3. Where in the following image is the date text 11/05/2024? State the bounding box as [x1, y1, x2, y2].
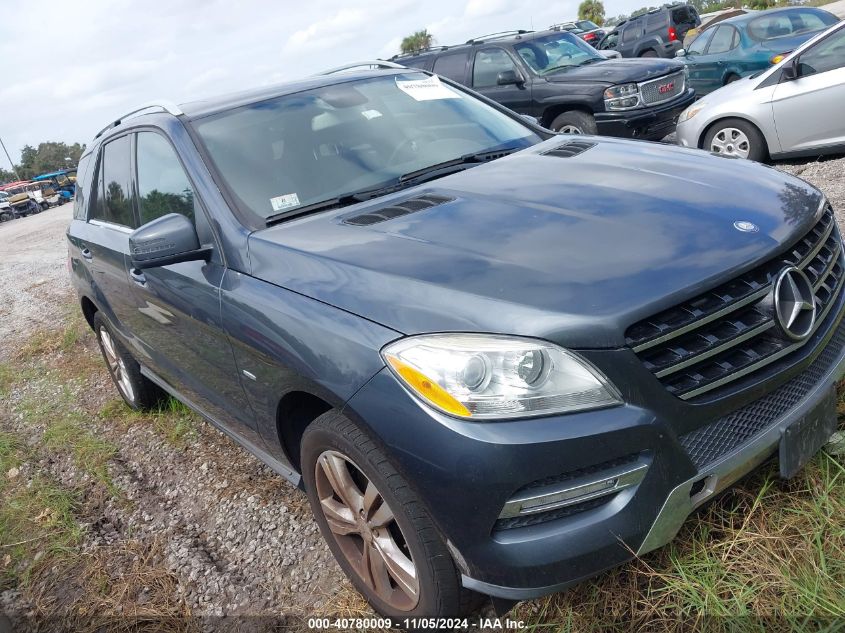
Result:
[307, 617, 527, 630]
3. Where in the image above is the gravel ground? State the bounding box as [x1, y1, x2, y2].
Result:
[0, 151, 844, 630]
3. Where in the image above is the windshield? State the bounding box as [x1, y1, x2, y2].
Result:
[192, 73, 541, 221]
[747, 9, 837, 41]
[576, 20, 600, 30]
[514, 32, 604, 74]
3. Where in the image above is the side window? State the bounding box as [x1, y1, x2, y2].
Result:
[621, 21, 642, 43]
[472, 48, 518, 88]
[72, 153, 92, 220]
[432, 52, 469, 83]
[136, 132, 196, 226]
[798, 28, 845, 76]
[91, 135, 135, 228]
[687, 28, 714, 54]
[707, 26, 737, 54]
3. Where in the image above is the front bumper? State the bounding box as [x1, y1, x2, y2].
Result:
[595, 89, 695, 140]
[344, 313, 845, 599]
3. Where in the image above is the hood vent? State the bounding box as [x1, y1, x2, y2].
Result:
[344, 194, 454, 226]
[542, 140, 597, 158]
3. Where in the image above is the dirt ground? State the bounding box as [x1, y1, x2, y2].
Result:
[1, 151, 845, 632]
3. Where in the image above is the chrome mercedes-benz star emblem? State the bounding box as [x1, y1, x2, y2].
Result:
[773, 267, 816, 341]
[733, 220, 759, 233]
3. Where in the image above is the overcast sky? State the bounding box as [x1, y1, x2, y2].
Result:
[0, 0, 646, 167]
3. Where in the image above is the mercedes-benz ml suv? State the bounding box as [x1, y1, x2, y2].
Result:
[68, 66, 845, 620]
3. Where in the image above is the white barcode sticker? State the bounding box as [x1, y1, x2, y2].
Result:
[395, 75, 461, 101]
[270, 193, 300, 212]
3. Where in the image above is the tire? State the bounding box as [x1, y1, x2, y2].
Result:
[0, 211, 11, 222]
[549, 110, 597, 135]
[640, 49, 658, 57]
[725, 73, 740, 85]
[301, 411, 484, 620]
[93, 312, 166, 410]
[702, 118, 767, 162]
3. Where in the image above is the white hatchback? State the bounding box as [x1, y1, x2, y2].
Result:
[676, 19, 845, 161]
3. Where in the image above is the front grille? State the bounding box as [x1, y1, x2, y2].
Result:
[639, 70, 685, 105]
[626, 205, 844, 400]
[680, 315, 845, 469]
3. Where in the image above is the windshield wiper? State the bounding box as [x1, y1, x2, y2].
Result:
[578, 57, 602, 65]
[398, 147, 520, 184]
[264, 180, 403, 226]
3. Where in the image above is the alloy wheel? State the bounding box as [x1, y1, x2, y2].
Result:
[99, 327, 135, 403]
[558, 125, 583, 134]
[315, 450, 419, 611]
[709, 127, 750, 159]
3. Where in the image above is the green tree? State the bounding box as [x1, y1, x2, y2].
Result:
[400, 29, 434, 55]
[17, 142, 85, 180]
[578, 0, 606, 26]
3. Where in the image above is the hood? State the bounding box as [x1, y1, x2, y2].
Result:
[248, 137, 823, 348]
[544, 58, 683, 85]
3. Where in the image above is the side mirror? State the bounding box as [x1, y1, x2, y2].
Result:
[781, 58, 799, 81]
[497, 69, 524, 86]
[129, 213, 211, 269]
[675, 49, 687, 57]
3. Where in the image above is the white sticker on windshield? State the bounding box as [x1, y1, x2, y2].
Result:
[395, 75, 461, 101]
[270, 193, 300, 212]
[361, 109, 382, 120]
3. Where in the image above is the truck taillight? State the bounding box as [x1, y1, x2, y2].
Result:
[668, 26, 678, 41]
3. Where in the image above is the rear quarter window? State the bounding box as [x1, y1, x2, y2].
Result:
[72, 153, 93, 220]
[432, 52, 469, 83]
[748, 10, 836, 41]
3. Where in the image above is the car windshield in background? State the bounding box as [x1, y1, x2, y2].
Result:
[747, 9, 836, 41]
[515, 32, 604, 73]
[576, 20, 600, 30]
[192, 73, 540, 222]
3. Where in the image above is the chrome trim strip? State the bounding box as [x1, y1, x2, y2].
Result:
[632, 288, 769, 353]
[679, 272, 845, 399]
[498, 462, 648, 519]
[88, 218, 133, 234]
[653, 321, 776, 378]
[633, 210, 835, 354]
[638, 339, 845, 556]
[813, 241, 841, 291]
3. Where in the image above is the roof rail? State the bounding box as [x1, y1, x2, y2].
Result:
[466, 30, 531, 44]
[389, 46, 450, 61]
[315, 60, 406, 76]
[95, 101, 184, 139]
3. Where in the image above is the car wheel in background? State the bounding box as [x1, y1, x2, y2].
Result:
[550, 110, 597, 135]
[0, 211, 11, 222]
[703, 118, 767, 162]
[93, 312, 166, 410]
[725, 73, 740, 84]
[640, 49, 658, 57]
[301, 410, 484, 619]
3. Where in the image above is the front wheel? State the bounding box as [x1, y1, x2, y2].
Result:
[549, 110, 597, 135]
[640, 49, 658, 57]
[703, 118, 767, 162]
[301, 411, 483, 619]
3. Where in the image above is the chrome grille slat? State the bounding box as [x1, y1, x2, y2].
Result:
[626, 203, 845, 400]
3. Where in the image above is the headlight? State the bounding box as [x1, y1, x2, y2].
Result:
[603, 83, 641, 110]
[680, 105, 703, 123]
[382, 334, 622, 419]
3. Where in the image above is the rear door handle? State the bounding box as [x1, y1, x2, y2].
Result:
[80, 246, 93, 261]
[130, 269, 147, 286]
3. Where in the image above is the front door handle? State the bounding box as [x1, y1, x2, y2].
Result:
[130, 269, 147, 286]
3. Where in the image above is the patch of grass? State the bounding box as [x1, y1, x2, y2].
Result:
[0, 363, 14, 398]
[0, 439, 82, 589]
[43, 414, 118, 492]
[153, 398, 199, 448]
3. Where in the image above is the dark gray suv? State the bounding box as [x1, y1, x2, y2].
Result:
[68, 66, 845, 621]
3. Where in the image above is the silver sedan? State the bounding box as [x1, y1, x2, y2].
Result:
[676, 19, 845, 161]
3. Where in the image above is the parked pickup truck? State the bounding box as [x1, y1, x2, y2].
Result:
[395, 29, 694, 138]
